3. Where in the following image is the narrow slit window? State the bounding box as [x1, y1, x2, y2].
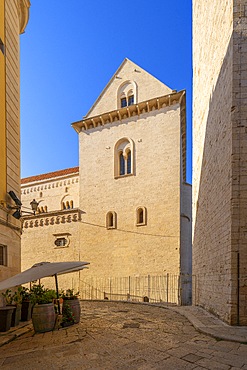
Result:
[121, 97, 127, 108]
[138, 209, 143, 224]
[127, 150, 131, 174]
[106, 211, 117, 229]
[128, 95, 134, 106]
[119, 152, 125, 175]
[136, 207, 147, 226]
[109, 213, 113, 227]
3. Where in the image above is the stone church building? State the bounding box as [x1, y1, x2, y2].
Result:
[21, 59, 192, 303]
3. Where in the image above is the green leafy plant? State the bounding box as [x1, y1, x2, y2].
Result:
[30, 284, 56, 305]
[60, 289, 79, 300]
[2, 289, 13, 305]
[62, 302, 75, 326]
[2, 287, 22, 305]
[12, 286, 23, 305]
[20, 286, 31, 302]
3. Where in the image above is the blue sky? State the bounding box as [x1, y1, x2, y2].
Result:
[20, 1, 192, 183]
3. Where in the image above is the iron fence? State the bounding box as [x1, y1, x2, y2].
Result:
[79, 274, 194, 306]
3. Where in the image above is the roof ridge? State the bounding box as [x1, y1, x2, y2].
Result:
[21, 166, 79, 184]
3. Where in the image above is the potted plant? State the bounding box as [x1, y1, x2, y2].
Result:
[20, 287, 32, 321]
[0, 306, 15, 332]
[2, 287, 22, 326]
[61, 302, 75, 328]
[30, 284, 57, 333]
[61, 289, 80, 324]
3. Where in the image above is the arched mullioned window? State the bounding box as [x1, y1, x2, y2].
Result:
[61, 200, 74, 210]
[106, 211, 117, 229]
[136, 206, 147, 226]
[117, 81, 137, 109]
[114, 138, 134, 178]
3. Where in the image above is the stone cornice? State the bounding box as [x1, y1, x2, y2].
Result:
[21, 175, 79, 195]
[72, 90, 184, 134]
[18, 0, 31, 34]
[22, 208, 82, 229]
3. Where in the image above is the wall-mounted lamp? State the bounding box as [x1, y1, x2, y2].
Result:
[7, 191, 39, 219]
[30, 199, 39, 214]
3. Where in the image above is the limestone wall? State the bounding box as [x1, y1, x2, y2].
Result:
[21, 169, 80, 287]
[21, 212, 82, 291]
[180, 183, 192, 275]
[21, 170, 79, 213]
[0, 1, 30, 297]
[231, 0, 247, 325]
[78, 106, 182, 279]
[193, 0, 247, 324]
[5, 0, 21, 195]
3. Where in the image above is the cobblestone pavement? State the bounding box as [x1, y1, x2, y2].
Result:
[0, 301, 246, 370]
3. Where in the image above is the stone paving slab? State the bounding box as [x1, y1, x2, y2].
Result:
[170, 305, 247, 343]
[0, 321, 32, 347]
[0, 301, 246, 369]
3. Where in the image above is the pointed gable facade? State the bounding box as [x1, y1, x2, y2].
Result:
[85, 58, 173, 118]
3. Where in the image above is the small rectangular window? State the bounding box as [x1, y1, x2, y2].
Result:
[54, 238, 67, 247]
[0, 245, 7, 266]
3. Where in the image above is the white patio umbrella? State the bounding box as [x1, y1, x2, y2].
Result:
[0, 261, 90, 314]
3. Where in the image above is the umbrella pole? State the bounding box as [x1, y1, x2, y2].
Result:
[54, 274, 61, 315]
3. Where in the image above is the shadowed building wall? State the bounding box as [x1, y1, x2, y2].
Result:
[193, 0, 247, 325]
[0, 0, 30, 300]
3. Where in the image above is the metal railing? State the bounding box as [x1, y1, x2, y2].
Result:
[79, 274, 193, 306]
